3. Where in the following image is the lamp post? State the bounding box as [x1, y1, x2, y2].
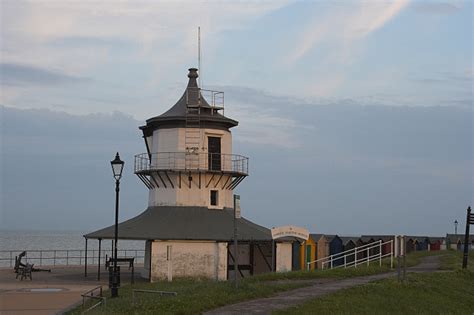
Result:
[110, 152, 124, 298]
[454, 220, 458, 235]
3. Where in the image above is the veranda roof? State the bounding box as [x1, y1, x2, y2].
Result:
[85, 206, 272, 242]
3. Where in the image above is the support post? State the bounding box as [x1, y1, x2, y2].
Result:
[84, 238, 88, 277]
[98, 238, 102, 281]
[271, 240, 275, 272]
[379, 240, 382, 266]
[462, 206, 471, 269]
[390, 240, 393, 269]
[402, 236, 407, 282]
[397, 236, 401, 282]
[355, 247, 358, 268]
[233, 195, 238, 288]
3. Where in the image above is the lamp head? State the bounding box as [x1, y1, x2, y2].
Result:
[111, 152, 124, 180]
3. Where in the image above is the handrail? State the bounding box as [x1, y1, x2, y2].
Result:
[134, 152, 249, 175]
[309, 240, 381, 265]
[81, 285, 106, 314]
[307, 240, 394, 270]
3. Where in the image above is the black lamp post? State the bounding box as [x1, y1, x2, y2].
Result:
[110, 152, 124, 298]
[454, 220, 458, 235]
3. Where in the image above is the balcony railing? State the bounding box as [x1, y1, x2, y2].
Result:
[134, 152, 249, 175]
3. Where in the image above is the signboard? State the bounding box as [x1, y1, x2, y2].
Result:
[271, 225, 309, 240]
[234, 195, 241, 219]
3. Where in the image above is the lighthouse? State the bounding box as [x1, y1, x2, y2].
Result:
[135, 68, 247, 209]
[86, 68, 298, 281]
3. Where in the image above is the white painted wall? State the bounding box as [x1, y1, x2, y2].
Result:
[147, 127, 236, 208]
[276, 242, 292, 272]
[149, 240, 228, 281]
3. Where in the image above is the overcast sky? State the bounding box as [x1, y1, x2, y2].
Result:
[0, 0, 472, 236]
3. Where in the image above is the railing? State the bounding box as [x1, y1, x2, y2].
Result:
[0, 249, 145, 268]
[135, 152, 249, 175]
[81, 286, 106, 314]
[186, 87, 224, 110]
[307, 240, 394, 270]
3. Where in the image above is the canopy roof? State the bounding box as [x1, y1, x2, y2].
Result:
[84, 206, 272, 242]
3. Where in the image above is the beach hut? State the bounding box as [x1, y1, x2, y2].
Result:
[326, 235, 344, 266]
[445, 234, 474, 250]
[339, 237, 357, 265]
[415, 237, 430, 251]
[299, 235, 317, 270]
[310, 234, 330, 269]
[429, 237, 443, 251]
[405, 238, 416, 253]
[361, 235, 394, 255]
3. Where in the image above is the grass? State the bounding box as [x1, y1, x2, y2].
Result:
[275, 250, 474, 315]
[68, 278, 306, 315]
[67, 251, 450, 314]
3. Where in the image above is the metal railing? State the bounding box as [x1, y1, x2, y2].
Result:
[0, 249, 145, 268]
[186, 87, 224, 110]
[81, 286, 106, 314]
[307, 240, 394, 270]
[135, 152, 249, 175]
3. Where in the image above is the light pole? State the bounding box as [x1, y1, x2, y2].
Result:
[110, 152, 124, 298]
[454, 220, 458, 235]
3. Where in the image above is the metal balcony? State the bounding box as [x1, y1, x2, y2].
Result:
[134, 152, 249, 176]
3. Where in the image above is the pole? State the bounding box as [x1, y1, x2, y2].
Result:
[397, 236, 401, 282]
[111, 179, 120, 297]
[98, 239, 102, 281]
[462, 206, 471, 269]
[402, 236, 406, 282]
[84, 238, 88, 277]
[233, 195, 238, 288]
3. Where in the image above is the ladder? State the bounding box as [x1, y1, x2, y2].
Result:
[185, 87, 201, 169]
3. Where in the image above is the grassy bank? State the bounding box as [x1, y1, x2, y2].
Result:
[276, 251, 474, 315]
[68, 251, 447, 314]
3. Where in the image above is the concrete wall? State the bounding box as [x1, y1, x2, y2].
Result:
[149, 240, 227, 281]
[276, 242, 292, 272]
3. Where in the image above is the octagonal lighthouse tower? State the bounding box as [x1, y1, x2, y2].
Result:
[135, 68, 248, 208]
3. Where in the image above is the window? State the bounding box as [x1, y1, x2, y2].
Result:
[210, 190, 218, 206]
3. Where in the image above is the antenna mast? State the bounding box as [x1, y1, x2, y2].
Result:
[198, 26, 201, 88]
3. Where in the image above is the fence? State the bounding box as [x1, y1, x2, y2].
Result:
[0, 249, 145, 268]
[307, 240, 394, 270]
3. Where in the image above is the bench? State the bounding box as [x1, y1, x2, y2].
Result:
[19, 263, 33, 281]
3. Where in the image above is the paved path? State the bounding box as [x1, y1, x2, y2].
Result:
[205, 256, 441, 315]
[0, 266, 144, 315]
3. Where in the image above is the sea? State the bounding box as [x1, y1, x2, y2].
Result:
[0, 230, 145, 268]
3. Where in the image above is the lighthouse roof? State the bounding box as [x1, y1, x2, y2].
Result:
[140, 68, 238, 135]
[84, 206, 272, 242]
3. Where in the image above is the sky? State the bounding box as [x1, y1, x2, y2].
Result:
[0, 0, 472, 236]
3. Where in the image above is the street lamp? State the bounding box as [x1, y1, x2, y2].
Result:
[454, 220, 458, 235]
[110, 152, 124, 298]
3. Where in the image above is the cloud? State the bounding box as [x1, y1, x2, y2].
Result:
[288, 0, 410, 63]
[0, 63, 88, 86]
[411, 1, 463, 14]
